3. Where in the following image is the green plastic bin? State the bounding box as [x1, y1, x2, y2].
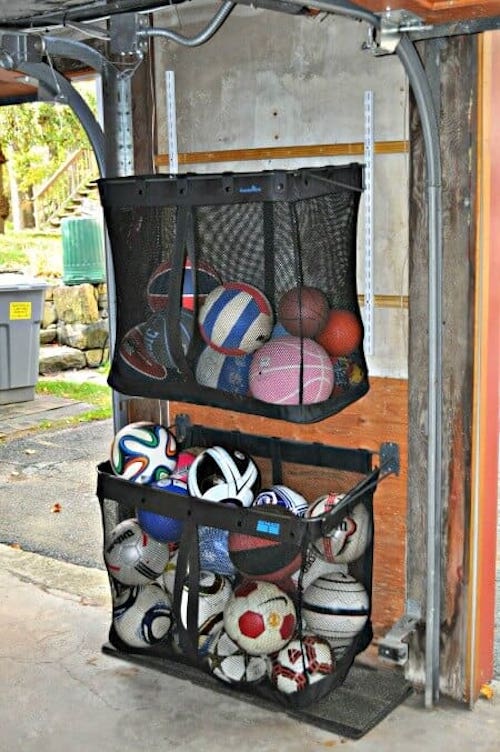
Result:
[61, 216, 106, 285]
[0, 273, 46, 404]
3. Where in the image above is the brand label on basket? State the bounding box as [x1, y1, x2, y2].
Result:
[256, 519, 280, 535]
[239, 184, 262, 194]
[9, 302, 31, 320]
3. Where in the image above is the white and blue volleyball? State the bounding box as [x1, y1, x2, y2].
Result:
[195, 346, 252, 395]
[252, 484, 309, 517]
[198, 282, 273, 356]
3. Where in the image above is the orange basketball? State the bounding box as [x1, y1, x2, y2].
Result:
[316, 309, 363, 357]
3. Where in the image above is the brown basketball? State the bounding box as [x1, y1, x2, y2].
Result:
[278, 286, 329, 338]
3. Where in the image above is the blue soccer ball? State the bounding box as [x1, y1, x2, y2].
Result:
[137, 477, 189, 542]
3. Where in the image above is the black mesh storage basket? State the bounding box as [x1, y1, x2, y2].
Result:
[98, 164, 368, 423]
[97, 417, 380, 714]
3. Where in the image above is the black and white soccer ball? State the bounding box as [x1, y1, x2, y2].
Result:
[205, 627, 267, 684]
[112, 583, 173, 648]
[267, 633, 335, 694]
[104, 518, 171, 586]
[187, 445, 260, 507]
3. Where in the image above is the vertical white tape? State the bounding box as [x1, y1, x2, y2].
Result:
[364, 90, 374, 356]
[166, 70, 178, 175]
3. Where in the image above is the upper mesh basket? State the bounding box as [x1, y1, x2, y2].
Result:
[98, 164, 368, 423]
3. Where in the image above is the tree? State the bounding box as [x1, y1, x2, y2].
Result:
[0, 84, 96, 231]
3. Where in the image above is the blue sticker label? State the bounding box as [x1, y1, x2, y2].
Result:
[239, 184, 262, 194]
[256, 520, 280, 535]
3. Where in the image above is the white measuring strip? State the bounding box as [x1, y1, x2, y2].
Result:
[166, 70, 179, 175]
[363, 90, 374, 356]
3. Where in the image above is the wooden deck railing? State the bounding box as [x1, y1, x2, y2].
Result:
[33, 148, 98, 228]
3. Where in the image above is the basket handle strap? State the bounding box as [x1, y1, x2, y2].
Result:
[172, 515, 201, 662]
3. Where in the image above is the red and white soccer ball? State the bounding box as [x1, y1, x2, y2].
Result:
[223, 580, 297, 656]
[306, 492, 371, 564]
[268, 633, 335, 694]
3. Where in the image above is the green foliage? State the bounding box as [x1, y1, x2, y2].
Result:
[0, 230, 61, 274]
[35, 379, 112, 427]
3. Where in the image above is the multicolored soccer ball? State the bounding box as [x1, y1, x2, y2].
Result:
[252, 484, 309, 517]
[198, 282, 273, 356]
[223, 580, 297, 656]
[104, 518, 171, 586]
[110, 421, 178, 484]
[112, 583, 172, 648]
[305, 492, 371, 563]
[268, 634, 335, 694]
[205, 627, 267, 684]
[187, 445, 260, 507]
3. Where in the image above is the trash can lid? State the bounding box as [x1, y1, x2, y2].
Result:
[0, 272, 48, 291]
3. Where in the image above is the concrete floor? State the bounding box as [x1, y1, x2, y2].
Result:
[0, 543, 498, 752]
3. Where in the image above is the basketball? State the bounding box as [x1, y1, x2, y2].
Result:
[195, 346, 252, 395]
[316, 309, 363, 357]
[305, 492, 372, 564]
[278, 286, 329, 338]
[302, 572, 370, 654]
[147, 259, 221, 312]
[141, 308, 194, 368]
[249, 335, 334, 405]
[198, 282, 273, 356]
[228, 506, 302, 583]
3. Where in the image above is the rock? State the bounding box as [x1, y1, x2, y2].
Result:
[58, 320, 109, 350]
[85, 348, 110, 368]
[52, 283, 99, 324]
[42, 301, 57, 328]
[40, 328, 57, 345]
[39, 345, 86, 374]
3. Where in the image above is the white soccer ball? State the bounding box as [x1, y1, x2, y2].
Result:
[205, 627, 267, 684]
[223, 580, 297, 656]
[306, 492, 372, 563]
[112, 583, 173, 648]
[178, 571, 233, 654]
[104, 518, 171, 586]
[267, 633, 335, 694]
[252, 484, 309, 517]
[110, 421, 178, 484]
[302, 572, 370, 654]
[290, 546, 347, 592]
[187, 445, 260, 507]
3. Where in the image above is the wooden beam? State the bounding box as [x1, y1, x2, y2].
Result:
[407, 34, 478, 701]
[354, 0, 500, 24]
[155, 140, 408, 168]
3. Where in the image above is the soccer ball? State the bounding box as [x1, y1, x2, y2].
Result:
[178, 571, 233, 654]
[104, 518, 171, 586]
[187, 445, 260, 507]
[110, 421, 178, 484]
[268, 634, 335, 694]
[112, 583, 173, 649]
[223, 580, 296, 656]
[252, 484, 309, 517]
[205, 627, 267, 684]
[305, 492, 371, 563]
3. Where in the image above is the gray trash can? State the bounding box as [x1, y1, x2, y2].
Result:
[0, 273, 47, 405]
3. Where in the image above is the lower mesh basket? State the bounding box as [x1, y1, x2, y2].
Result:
[97, 419, 410, 736]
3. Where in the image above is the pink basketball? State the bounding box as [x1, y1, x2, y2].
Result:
[249, 335, 334, 405]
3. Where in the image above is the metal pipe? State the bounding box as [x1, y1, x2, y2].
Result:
[43, 35, 108, 73]
[138, 1, 236, 47]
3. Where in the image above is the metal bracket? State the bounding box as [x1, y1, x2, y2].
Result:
[363, 9, 432, 56]
[378, 600, 421, 665]
[109, 13, 149, 58]
[379, 442, 400, 476]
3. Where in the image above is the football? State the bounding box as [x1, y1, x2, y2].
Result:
[268, 633, 335, 694]
[112, 583, 173, 649]
[205, 627, 267, 684]
[187, 445, 260, 507]
[104, 518, 171, 586]
[306, 492, 372, 564]
[223, 580, 297, 656]
[110, 421, 178, 484]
